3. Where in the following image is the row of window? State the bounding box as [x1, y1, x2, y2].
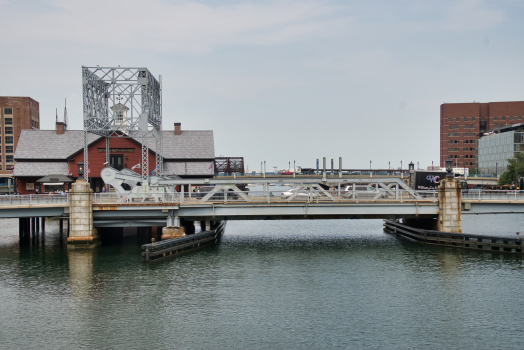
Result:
[447, 117, 477, 122]
[448, 148, 475, 152]
[446, 116, 523, 122]
[2, 137, 13, 144]
[448, 132, 478, 137]
[3, 155, 13, 163]
[0, 146, 13, 153]
[494, 116, 522, 121]
[448, 154, 474, 159]
[448, 125, 477, 129]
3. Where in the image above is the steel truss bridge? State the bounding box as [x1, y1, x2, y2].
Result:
[1, 177, 524, 227]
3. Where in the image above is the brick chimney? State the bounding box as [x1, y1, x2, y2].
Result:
[174, 122, 181, 135]
[56, 121, 65, 135]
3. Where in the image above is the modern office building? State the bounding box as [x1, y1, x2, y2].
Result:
[476, 124, 524, 175]
[440, 101, 524, 170]
[0, 97, 40, 192]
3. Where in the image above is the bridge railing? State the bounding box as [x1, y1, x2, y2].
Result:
[91, 189, 439, 204]
[0, 193, 69, 206]
[462, 190, 524, 201]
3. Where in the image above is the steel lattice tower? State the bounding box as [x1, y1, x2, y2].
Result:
[82, 67, 163, 183]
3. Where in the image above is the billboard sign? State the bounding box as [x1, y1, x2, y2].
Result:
[414, 171, 447, 190]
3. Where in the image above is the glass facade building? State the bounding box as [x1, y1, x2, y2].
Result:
[476, 130, 524, 175]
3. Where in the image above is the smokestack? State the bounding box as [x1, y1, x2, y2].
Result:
[174, 122, 181, 135]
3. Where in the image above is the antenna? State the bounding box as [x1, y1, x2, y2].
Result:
[64, 98, 68, 130]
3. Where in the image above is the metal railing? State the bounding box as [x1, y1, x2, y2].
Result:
[92, 189, 439, 204]
[461, 190, 524, 201]
[0, 193, 69, 206]
[3, 190, 524, 207]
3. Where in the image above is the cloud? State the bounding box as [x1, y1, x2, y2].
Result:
[0, 0, 344, 54]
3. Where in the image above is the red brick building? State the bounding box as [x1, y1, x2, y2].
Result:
[0, 97, 39, 178]
[440, 101, 524, 170]
[13, 122, 215, 194]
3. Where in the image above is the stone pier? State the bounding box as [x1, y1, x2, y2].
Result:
[437, 176, 462, 233]
[67, 179, 98, 248]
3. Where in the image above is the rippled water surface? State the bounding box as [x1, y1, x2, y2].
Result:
[1, 216, 524, 349]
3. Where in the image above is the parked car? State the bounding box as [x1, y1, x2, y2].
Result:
[196, 186, 239, 200]
[281, 188, 318, 200]
[343, 185, 384, 199]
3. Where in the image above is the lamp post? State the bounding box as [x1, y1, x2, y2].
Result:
[446, 158, 453, 177]
[496, 162, 498, 177]
[77, 161, 84, 179]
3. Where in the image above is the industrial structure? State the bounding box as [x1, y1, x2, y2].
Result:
[82, 67, 163, 183]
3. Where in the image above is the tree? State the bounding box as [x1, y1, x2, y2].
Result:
[499, 153, 524, 185]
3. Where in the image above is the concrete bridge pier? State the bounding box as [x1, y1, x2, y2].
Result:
[437, 176, 462, 233]
[200, 220, 211, 232]
[67, 180, 98, 248]
[162, 216, 185, 240]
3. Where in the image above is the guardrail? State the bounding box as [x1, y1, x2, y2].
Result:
[92, 190, 439, 204]
[0, 193, 69, 206]
[2, 189, 523, 207]
[462, 190, 524, 201]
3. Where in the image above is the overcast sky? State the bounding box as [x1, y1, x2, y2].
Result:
[1, 0, 523, 171]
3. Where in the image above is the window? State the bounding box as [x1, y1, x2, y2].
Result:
[6, 146, 13, 153]
[5, 136, 13, 144]
[0, 145, 2, 152]
[448, 148, 452, 152]
[464, 117, 467, 121]
[502, 116, 506, 121]
[510, 116, 514, 120]
[4, 118, 12, 125]
[472, 117, 476, 121]
[449, 125, 453, 129]
[4, 108, 12, 115]
[5, 155, 13, 163]
[4, 127, 12, 134]
[456, 118, 460, 122]
[448, 118, 452, 122]
[481, 117, 485, 121]
[519, 116, 522, 120]
[494, 117, 498, 121]
[0, 164, 2, 171]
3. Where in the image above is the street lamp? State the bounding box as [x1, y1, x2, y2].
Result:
[370, 160, 372, 171]
[446, 158, 453, 177]
[77, 161, 84, 177]
[496, 162, 498, 177]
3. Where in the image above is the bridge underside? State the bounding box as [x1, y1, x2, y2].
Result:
[89, 202, 439, 227]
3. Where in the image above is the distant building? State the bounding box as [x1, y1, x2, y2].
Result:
[476, 123, 524, 175]
[0, 97, 40, 192]
[440, 101, 524, 170]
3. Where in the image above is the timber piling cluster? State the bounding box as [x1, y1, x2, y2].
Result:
[142, 221, 225, 262]
[384, 220, 524, 254]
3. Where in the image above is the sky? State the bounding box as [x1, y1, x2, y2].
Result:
[1, 0, 523, 171]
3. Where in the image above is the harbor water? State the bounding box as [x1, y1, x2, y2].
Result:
[1, 215, 524, 349]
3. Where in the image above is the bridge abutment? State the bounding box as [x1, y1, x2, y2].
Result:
[67, 180, 98, 248]
[437, 177, 462, 233]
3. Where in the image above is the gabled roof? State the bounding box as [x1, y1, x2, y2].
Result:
[132, 130, 215, 159]
[12, 162, 69, 177]
[163, 161, 214, 176]
[15, 129, 215, 161]
[14, 130, 101, 160]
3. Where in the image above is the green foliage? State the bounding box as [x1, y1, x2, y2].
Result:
[499, 153, 524, 185]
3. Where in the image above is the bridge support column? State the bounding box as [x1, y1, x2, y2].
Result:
[162, 215, 185, 240]
[438, 176, 462, 233]
[67, 179, 98, 248]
